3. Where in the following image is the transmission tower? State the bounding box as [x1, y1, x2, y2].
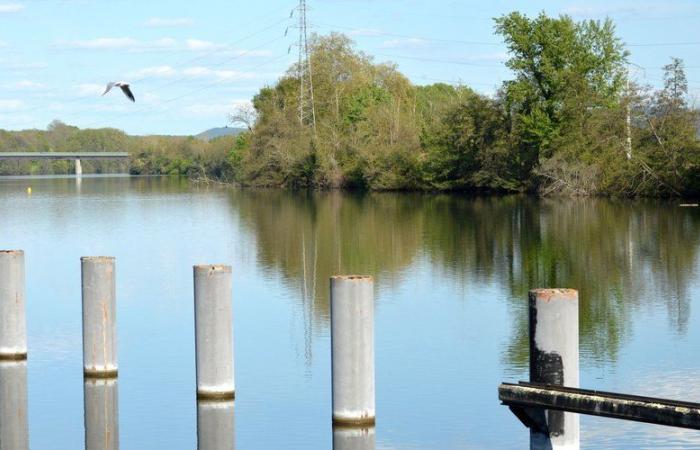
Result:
[296, 0, 316, 132]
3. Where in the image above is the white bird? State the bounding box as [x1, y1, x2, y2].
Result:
[102, 81, 135, 102]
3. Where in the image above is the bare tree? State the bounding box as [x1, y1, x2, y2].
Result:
[229, 103, 257, 131]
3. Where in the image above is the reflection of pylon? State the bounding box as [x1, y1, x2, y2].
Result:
[297, 0, 316, 132]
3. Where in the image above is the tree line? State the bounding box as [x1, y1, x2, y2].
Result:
[1, 12, 698, 196]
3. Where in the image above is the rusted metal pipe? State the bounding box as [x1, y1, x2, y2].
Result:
[332, 425, 376, 450]
[331, 275, 375, 426]
[0, 250, 27, 361]
[528, 288, 579, 449]
[0, 361, 29, 450]
[194, 265, 234, 400]
[84, 377, 119, 450]
[81, 257, 118, 378]
[197, 400, 235, 450]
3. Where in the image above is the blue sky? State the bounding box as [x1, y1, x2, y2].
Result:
[0, 0, 699, 135]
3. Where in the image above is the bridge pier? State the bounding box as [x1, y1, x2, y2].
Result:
[75, 159, 82, 176]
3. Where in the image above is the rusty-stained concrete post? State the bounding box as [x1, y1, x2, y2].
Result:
[331, 276, 375, 426]
[81, 257, 118, 378]
[197, 400, 235, 450]
[0, 361, 29, 450]
[194, 265, 234, 400]
[0, 250, 27, 361]
[83, 377, 119, 450]
[332, 425, 376, 450]
[529, 288, 579, 450]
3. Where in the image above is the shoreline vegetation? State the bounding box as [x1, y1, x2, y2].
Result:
[1, 12, 699, 197]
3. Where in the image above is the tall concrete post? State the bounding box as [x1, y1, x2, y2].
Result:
[194, 265, 234, 400]
[0, 361, 29, 450]
[332, 426, 376, 450]
[330, 276, 375, 426]
[529, 288, 579, 450]
[83, 377, 119, 450]
[81, 257, 117, 378]
[76, 159, 83, 176]
[0, 250, 27, 361]
[197, 400, 235, 450]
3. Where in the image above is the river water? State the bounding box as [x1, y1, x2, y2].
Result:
[0, 175, 699, 449]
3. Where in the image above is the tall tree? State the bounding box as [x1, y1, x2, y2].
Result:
[494, 12, 628, 183]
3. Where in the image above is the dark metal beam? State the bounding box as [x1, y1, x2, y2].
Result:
[499, 382, 700, 430]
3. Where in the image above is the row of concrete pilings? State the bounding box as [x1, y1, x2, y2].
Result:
[1, 249, 580, 449]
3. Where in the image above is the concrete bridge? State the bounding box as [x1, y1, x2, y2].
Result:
[0, 152, 129, 175]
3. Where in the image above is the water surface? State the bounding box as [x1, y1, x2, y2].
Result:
[1, 175, 699, 449]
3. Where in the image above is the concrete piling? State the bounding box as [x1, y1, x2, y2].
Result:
[332, 426, 376, 450]
[0, 361, 29, 450]
[528, 288, 579, 450]
[330, 276, 375, 426]
[197, 400, 235, 450]
[194, 265, 234, 400]
[0, 250, 27, 360]
[83, 378, 119, 450]
[81, 257, 118, 378]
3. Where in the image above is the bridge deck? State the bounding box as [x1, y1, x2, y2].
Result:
[0, 152, 128, 160]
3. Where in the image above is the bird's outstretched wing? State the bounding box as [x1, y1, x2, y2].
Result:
[119, 84, 135, 102]
[101, 82, 116, 96]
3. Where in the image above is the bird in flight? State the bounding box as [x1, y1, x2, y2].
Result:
[102, 82, 135, 102]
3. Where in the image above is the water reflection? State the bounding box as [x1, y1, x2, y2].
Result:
[332, 426, 375, 450]
[197, 400, 235, 450]
[230, 191, 700, 368]
[0, 361, 29, 450]
[83, 378, 119, 450]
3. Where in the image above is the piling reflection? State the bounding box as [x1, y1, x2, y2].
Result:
[332, 425, 376, 450]
[0, 361, 29, 450]
[197, 400, 235, 450]
[83, 377, 119, 450]
[231, 191, 700, 367]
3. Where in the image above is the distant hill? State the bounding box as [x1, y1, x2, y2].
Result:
[196, 126, 246, 141]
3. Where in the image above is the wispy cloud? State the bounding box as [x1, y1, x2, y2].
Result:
[75, 83, 104, 97]
[561, 2, 698, 18]
[4, 80, 46, 90]
[0, 99, 24, 110]
[129, 66, 178, 79]
[52, 37, 267, 56]
[0, 40, 7, 48]
[0, 3, 24, 13]
[54, 37, 178, 52]
[349, 28, 384, 37]
[183, 99, 250, 117]
[185, 39, 222, 51]
[128, 65, 261, 82]
[381, 38, 429, 49]
[182, 67, 259, 82]
[143, 17, 193, 28]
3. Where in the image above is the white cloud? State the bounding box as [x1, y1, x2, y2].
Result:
[561, 3, 696, 18]
[54, 37, 178, 52]
[75, 83, 104, 97]
[381, 38, 428, 49]
[349, 28, 384, 37]
[7, 80, 46, 90]
[0, 3, 24, 13]
[182, 67, 258, 82]
[0, 40, 7, 48]
[143, 17, 193, 28]
[185, 39, 222, 51]
[183, 99, 250, 117]
[0, 99, 24, 111]
[129, 65, 178, 79]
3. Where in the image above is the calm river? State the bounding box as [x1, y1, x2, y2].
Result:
[1, 175, 699, 449]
